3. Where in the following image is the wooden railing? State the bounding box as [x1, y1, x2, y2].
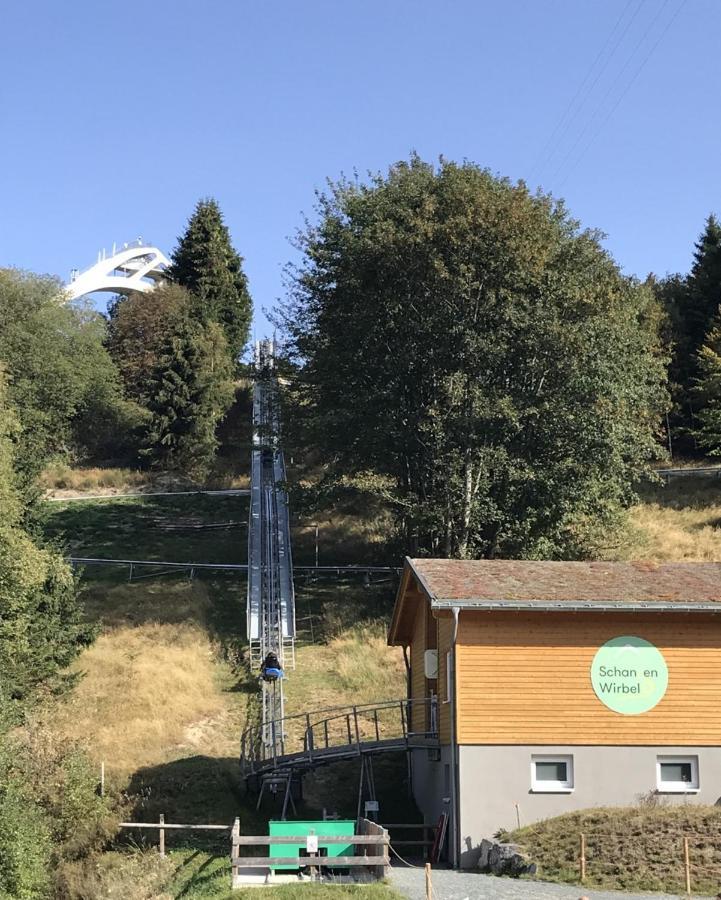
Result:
[231, 818, 389, 886]
[241, 698, 438, 776]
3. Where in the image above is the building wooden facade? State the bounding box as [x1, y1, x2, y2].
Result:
[389, 558, 721, 867]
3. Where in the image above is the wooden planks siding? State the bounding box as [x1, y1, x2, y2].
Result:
[409, 595, 427, 734]
[456, 611, 721, 745]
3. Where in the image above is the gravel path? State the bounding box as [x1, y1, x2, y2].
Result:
[388, 866, 706, 900]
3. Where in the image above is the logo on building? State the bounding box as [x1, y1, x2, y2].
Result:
[590, 636, 668, 714]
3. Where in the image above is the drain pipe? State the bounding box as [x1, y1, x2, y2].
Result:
[449, 606, 460, 868]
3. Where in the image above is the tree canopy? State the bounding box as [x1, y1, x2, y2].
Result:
[107, 283, 193, 405]
[282, 157, 668, 559]
[0, 372, 89, 705]
[167, 198, 252, 359]
[0, 268, 127, 484]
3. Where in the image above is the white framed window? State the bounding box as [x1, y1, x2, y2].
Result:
[531, 755, 574, 793]
[656, 756, 699, 793]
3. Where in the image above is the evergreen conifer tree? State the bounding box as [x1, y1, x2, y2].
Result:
[167, 199, 252, 360]
[654, 216, 721, 453]
[141, 320, 234, 478]
[694, 312, 721, 454]
[684, 215, 721, 358]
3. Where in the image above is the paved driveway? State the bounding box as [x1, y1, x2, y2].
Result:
[389, 866, 708, 900]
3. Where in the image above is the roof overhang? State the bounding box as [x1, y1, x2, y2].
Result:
[431, 599, 721, 613]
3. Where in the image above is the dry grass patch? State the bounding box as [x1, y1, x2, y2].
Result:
[47, 580, 245, 776]
[288, 623, 404, 710]
[50, 621, 226, 773]
[625, 477, 721, 562]
[40, 462, 249, 498]
[41, 463, 156, 495]
[283, 622, 405, 752]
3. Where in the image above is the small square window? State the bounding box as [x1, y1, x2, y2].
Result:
[656, 756, 699, 793]
[531, 755, 574, 792]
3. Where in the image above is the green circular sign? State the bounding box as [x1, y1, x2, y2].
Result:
[591, 636, 668, 715]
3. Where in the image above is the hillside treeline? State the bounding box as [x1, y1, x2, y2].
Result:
[0, 198, 250, 896]
[0, 198, 250, 490]
[282, 156, 720, 559]
[654, 214, 721, 455]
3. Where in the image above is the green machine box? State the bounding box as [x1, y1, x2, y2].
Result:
[268, 819, 355, 871]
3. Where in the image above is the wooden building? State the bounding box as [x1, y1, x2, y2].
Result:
[388, 558, 721, 867]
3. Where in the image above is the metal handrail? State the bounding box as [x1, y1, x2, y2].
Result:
[241, 697, 438, 776]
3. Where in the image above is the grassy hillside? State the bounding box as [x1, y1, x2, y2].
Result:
[43, 493, 250, 564]
[39, 480, 407, 898]
[624, 476, 721, 561]
[502, 805, 721, 895]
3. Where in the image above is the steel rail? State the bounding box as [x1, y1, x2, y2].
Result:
[68, 558, 397, 575]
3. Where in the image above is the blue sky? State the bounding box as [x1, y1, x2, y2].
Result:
[1, 0, 718, 337]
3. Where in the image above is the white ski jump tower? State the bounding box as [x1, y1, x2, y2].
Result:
[65, 239, 170, 300]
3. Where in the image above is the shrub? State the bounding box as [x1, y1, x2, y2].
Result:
[0, 771, 52, 899]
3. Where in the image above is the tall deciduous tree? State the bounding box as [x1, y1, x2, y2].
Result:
[0, 269, 129, 483]
[167, 199, 252, 360]
[282, 157, 667, 559]
[107, 283, 192, 405]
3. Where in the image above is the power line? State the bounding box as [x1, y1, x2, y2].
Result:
[528, 0, 644, 185]
[549, 0, 674, 183]
[557, 0, 688, 190]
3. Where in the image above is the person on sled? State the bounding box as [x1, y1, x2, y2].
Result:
[261, 651, 283, 682]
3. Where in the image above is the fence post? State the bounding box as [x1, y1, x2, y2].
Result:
[305, 713, 313, 762]
[579, 832, 586, 882]
[159, 814, 165, 857]
[99, 761, 105, 797]
[684, 836, 691, 895]
[231, 817, 240, 887]
[425, 862, 432, 900]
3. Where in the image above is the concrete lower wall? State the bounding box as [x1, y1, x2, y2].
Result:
[410, 746, 453, 859]
[457, 745, 721, 868]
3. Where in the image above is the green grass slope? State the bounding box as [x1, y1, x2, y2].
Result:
[502, 805, 721, 895]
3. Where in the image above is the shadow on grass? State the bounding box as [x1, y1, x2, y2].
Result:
[125, 755, 247, 837]
[637, 476, 721, 511]
[42, 492, 250, 564]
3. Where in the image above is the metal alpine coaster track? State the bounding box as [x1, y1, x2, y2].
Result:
[247, 340, 296, 757]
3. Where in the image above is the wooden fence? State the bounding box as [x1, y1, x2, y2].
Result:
[119, 817, 389, 888]
[118, 816, 233, 858]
